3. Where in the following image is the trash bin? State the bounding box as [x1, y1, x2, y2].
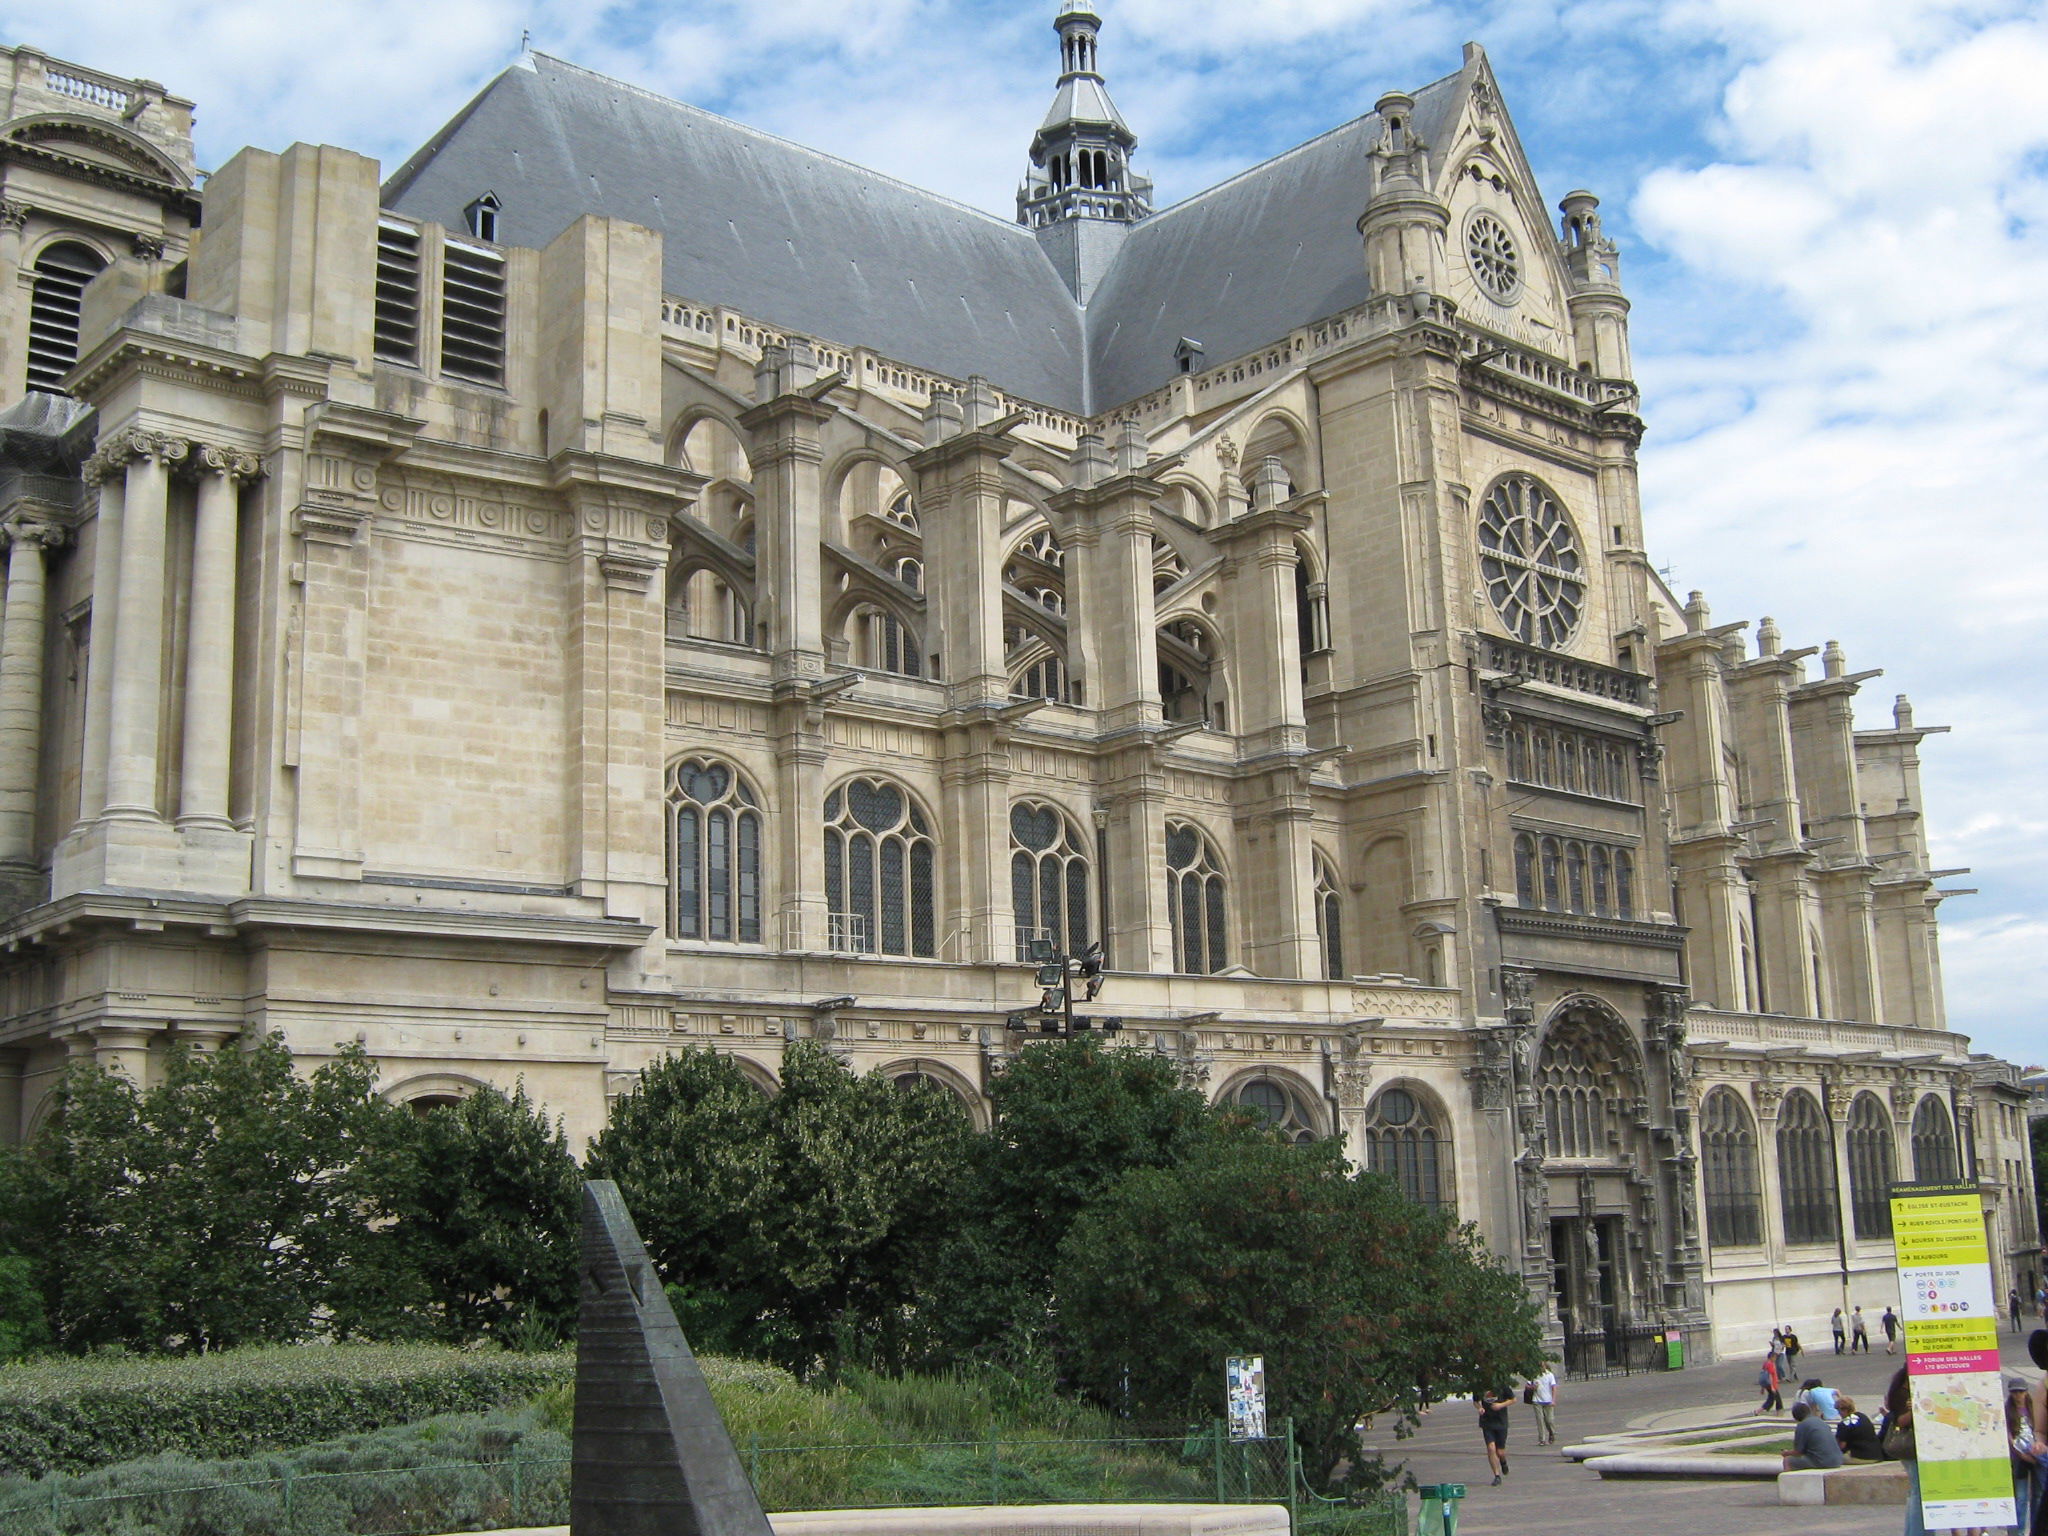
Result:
[1418, 1483, 1467, 1536]
[1664, 1331, 1685, 1370]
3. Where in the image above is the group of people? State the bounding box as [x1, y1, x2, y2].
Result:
[1761, 1313, 1900, 1412]
[1474, 1368, 1560, 1486]
[1775, 1376, 1883, 1471]
[1828, 1304, 1883, 1353]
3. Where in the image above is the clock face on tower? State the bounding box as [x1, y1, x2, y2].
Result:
[1478, 473, 1584, 648]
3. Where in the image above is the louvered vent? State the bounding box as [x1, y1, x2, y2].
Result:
[25, 241, 108, 394]
[373, 220, 422, 366]
[439, 240, 506, 386]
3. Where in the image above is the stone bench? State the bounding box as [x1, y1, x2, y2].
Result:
[1584, 1452, 1783, 1478]
[1778, 1463, 1908, 1505]
[464, 1507, 1293, 1536]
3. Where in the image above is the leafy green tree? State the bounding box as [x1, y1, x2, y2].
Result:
[924, 1036, 1223, 1363]
[337, 1083, 581, 1346]
[0, 1037, 387, 1353]
[1055, 1134, 1544, 1489]
[588, 1042, 972, 1376]
[0, 1250, 49, 1358]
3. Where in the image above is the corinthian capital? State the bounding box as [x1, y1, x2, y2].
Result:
[0, 199, 29, 232]
[90, 429, 191, 477]
[2, 517, 68, 552]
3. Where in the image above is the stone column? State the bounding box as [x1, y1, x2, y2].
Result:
[0, 517, 65, 865]
[77, 450, 127, 820]
[104, 432, 188, 820]
[178, 449, 259, 828]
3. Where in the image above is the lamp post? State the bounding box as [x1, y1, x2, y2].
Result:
[1010, 938, 1118, 1036]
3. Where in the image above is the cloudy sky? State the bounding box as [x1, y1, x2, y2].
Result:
[13, 0, 2044, 1065]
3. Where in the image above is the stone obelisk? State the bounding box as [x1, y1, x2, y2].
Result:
[572, 1179, 778, 1536]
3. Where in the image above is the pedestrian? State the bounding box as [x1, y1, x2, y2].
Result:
[1783, 1326, 1803, 1378]
[1759, 1351, 1784, 1414]
[1882, 1366, 1922, 1536]
[1852, 1306, 1871, 1353]
[1835, 1396, 1883, 1462]
[2013, 1289, 2026, 1334]
[1832, 1306, 1847, 1354]
[1525, 1365, 1559, 1446]
[1478, 1387, 1512, 1486]
[1782, 1401, 1845, 1473]
[1881, 1305, 1900, 1354]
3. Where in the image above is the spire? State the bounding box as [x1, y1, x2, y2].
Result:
[1019, 2, 1153, 302]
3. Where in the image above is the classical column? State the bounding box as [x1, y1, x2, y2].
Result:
[78, 450, 127, 819]
[0, 517, 64, 865]
[178, 448, 259, 828]
[104, 432, 187, 819]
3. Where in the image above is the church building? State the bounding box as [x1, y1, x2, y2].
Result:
[0, 10, 2033, 1363]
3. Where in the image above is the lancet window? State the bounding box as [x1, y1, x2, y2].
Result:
[1700, 1087, 1764, 1247]
[1504, 722, 1638, 803]
[1011, 801, 1091, 961]
[825, 778, 936, 957]
[666, 759, 763, 943]
[850, 604, 923, 679]
[1846, 1092, 1896, 1239]
[1777, 1089, 1840, 1245]
[1166, 821, 1228, 975]
[1314, 854, 1345, 981]
[1911, 1095, 1958, 1183]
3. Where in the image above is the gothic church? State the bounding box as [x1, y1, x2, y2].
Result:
[0, 8, 2033, 1361]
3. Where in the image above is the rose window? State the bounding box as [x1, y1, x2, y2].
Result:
[1478, 474, 1584, 648]
[1465, 212, 1521, 301]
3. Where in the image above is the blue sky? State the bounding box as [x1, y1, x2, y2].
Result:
[19, 0, 2047, 1065]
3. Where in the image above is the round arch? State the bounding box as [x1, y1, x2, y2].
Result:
[383, 1070, 491, 1110]
[4, 114, 191, 187]
[1361, 1077, 1455, 1211]
[1214, 1066, 1327, 1143]
[873, 1056, 988, 1129]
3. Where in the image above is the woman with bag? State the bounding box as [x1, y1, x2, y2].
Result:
[1758, 1351, 1783, 1414]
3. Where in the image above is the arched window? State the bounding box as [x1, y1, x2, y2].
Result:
[1534, 730, 1554, 784]
[26, 241, 108, 393]
[1011, 801, 1090, 961]
[1700, 1087, 1763, 1247]
[893, 556, 923, 592]
[1539, 837, 1562, 910]
[1233, 1076, 1318, 1144]
[1777, 1089, 1840, 1245]
[1607, 745, 1631, 803]
[825, 778, 936, 957]
[1565, 841, 1588, 912]
[1506, 724, 1529, 781]
[1590, 845, 1612, 917]
[1314, 854, 1345, 980]
[1911, 1095, 1958, 1183]
[1364, 1086, 1450, 1211]
[666, 759, 763, 943]
[1166, 821, 1228, 974]
[1513, 833, 1536, 907]
[1538, 1023, 1609, 1159]
[1846, 1092, 1896, 1239]
[851, 603, 923, 678]
[1293, 547, 1328, 658]
[1559, 735, 1579, 793]
[1614, 849, 1635, 919]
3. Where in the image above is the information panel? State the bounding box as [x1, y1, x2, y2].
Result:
[1888, 1180, 2014, 1531]
[1225, 1355, 1266, 1441]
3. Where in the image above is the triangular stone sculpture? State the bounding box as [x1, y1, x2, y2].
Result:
[572, 1179, 778, 1536]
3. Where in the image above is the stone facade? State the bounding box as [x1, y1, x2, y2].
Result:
[0, 25, 2034, 1362]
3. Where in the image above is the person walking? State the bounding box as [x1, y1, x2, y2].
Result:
[1759, 1351, 1784, 1414]
[1783, 1326, 1804, 1379]
[2013, 1289, 2025, 1334]
[1881, 1305, 1900, 1354]
[1832, 1306, 1847, 1354]
[1526, 1366, 1559, 1446]
[1478, 1387, 1512, 1486]
[1852, 1306, 1871, 1353]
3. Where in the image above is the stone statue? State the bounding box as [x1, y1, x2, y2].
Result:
[572, 1180, 777, 1536]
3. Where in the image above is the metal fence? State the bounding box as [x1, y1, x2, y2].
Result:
[0, 1421, 1406, 1536]
[1560, 1320, 1703, 1380]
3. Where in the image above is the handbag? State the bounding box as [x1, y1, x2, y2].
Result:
[1882, 1412, 1916, 1462]
[1523, 1384, 1536, 1404]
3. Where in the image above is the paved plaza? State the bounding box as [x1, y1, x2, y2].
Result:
[1367, 1330, 2045, 1536]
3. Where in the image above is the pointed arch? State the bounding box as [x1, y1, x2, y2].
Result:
[1699, 1086, 1763, 1248]
[1313, 850, 1345, 981]
[1535, 997, 1642, 1160]
[1846, 1091, 1895, 1239]
[1776, 1088, 1839, 1245]
[1158, 614, 1226, 729]
[666, 757, 766, 943]
[824, 775, 938, 957]
[1010, 799, 1092, 960]
[1910, 1094, 1958, 1183]
[1165, 819, 1229, 974]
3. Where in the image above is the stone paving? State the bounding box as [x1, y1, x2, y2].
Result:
[1361, 1329, 2044, 1536]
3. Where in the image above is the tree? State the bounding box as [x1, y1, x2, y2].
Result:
[587, 1042, 972, 1376]
[924, 1036, 1222, 1363]
[337, 1083, 582, 1346]
[2033, 1113, 2047, 1246]
[0, 1038, 387, 1353]
[1055, 1134, 1544, 1489]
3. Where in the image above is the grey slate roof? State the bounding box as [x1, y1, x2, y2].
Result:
[383, 52, 1470, 417]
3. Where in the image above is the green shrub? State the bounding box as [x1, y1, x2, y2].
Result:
[0, 1343, 572, 1477]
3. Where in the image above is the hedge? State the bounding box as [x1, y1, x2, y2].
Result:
[0, 1345, 572, 1477]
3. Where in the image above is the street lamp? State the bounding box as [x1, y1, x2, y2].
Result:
[1010, 939, 1119, 1036]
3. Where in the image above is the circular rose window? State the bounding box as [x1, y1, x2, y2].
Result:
[1465, 211, 1522, 302]
[1478, 474, 1584, 648]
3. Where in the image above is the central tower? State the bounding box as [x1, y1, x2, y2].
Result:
[1017, 3, 1153, 302]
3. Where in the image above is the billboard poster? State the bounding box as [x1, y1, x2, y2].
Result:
[1225, 1354, 1266, 1441]
[1888, 1180, 2015, 1531]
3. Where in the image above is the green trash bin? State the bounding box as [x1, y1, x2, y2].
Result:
[1418, 1483, 1466, 1536]
[1664, 1331, 1685, 1370]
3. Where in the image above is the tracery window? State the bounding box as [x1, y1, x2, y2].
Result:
[851, 603, 923, 678]
[1011, 801, 1091, 961]
[1537, 1009, 1634, 1160]
[1614, 850, 1635, 919]
[1503, 723, 1638, 804]
[1314, 854, 1345, 980]
[1233, 1077, 1318, 1144]
[1007, 625, 1073, 703]
[1777, 1089, 1840, 1245]
[1477, 473, 1584, 649]
[1911, 1095, 1958, 1183]
[1565, 841, 1588, 912]
[1165, 821, 1228, 975]
[1364, 1086, 1450, 1211]
[1539, 837, 1562, 910]
[825, 778, 936, 957]
[666, 758, 763, 943]
[1513, 833, 1536, 907]
[1846, 1092, 1896, 1239]
[1700, 1087, 1763, 1247]
[884, 490, 919, 531]
[1591, 845, 1612, 916]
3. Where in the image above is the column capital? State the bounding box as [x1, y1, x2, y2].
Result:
[84, 429, 190, 483]
[194, 445, 264, 482]
[0, 198, 26, 231]
[1, 515, 67, 552]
